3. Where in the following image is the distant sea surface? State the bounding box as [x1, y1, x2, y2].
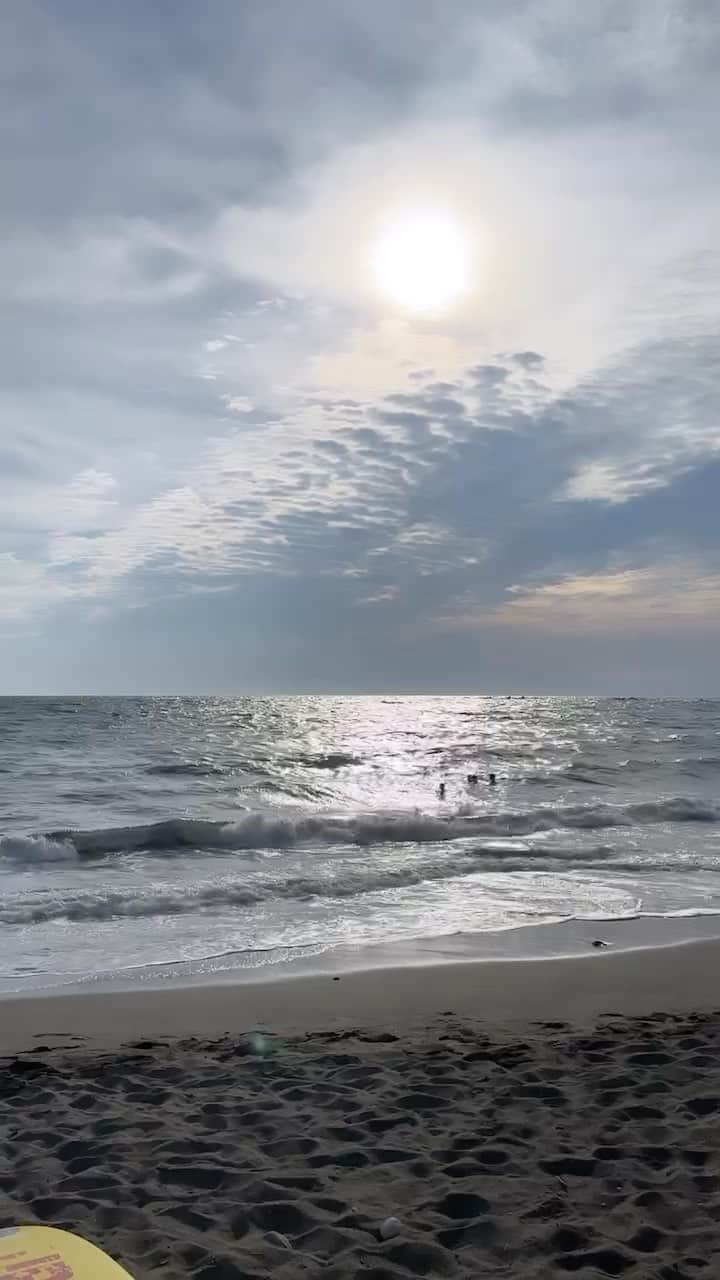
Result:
[1, 695, 720, 992]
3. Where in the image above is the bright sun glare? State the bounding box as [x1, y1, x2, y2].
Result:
[371, 210, 470, 313]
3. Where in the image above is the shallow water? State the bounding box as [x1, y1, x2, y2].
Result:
[1, 695, 719, 989]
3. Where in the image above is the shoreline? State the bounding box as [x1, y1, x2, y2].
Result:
[4, 914, 720, 1054]
[7, 908, 720, 998]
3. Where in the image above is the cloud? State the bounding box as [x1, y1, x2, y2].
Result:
[511, 351, 544, 370]
[0, 350, 509, 619]
[0, 554, 59, 622]
[0, 323, 715, 636]
[356, 584, 399, 606]
[0, 0, 719, 692]
[558, 331, 720, 503]
[0, 221, 205, 307]
[450, 556, 720, 633]
[5, 469, 117, 536]
[396, 522, 453, 546]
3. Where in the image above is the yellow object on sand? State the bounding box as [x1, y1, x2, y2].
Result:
[0, 1226, 133, 1278]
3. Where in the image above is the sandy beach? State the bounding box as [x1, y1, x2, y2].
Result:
[1, 932, 720, 1277]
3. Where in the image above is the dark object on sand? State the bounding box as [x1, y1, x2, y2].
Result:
[591, 939, 609, 948]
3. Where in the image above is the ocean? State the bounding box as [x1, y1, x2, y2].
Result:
[1, 695, 719, 993]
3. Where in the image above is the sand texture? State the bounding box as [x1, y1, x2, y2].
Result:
[2, 1011, 720, 1278]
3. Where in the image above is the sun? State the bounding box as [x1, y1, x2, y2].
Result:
[370, 210, 470, 313]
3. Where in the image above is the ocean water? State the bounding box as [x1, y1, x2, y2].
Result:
[1, 695, 719, 992]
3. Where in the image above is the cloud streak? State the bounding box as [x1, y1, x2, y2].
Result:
[467, 559, 720, 631]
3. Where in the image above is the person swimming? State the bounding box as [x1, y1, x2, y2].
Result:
[489, 772, 497, 786]
[439, 781, 446, 798]
[466, 773, 478, 785]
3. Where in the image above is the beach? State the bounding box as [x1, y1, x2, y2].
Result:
[3, 931, 720, 1278]
[2, 699, 720, 1275]
[2, 0, 719, 1263]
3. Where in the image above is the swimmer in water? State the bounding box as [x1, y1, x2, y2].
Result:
[489, 772, 497, 786]
[467, 774, 478, 785]
[439, 782, 446, 799]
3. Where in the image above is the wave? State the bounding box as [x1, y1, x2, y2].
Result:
[294, 753, 362, 770]
[145, 762, 227, 778]
[671, 755, 720, 776]
[0, 841, 623, 926]
[5, 833, 720, 929]
[0, 796, 716, 863]
[0, 834, 81, 863]
[561, 769, 613, 786]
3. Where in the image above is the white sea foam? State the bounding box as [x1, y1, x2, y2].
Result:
[0, 844, 598, 924]
[2, 837, 719, 927]
[0, 834, 79, 863]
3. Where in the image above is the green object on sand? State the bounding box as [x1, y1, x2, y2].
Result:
[0, 1225, 134, 1278]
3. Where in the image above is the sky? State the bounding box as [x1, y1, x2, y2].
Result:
[1, 0, 719, 695]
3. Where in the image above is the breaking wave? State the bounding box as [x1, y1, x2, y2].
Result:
[0, 796, 716, 863]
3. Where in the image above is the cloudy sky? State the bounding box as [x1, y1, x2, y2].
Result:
[1, 0, 719, 694]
